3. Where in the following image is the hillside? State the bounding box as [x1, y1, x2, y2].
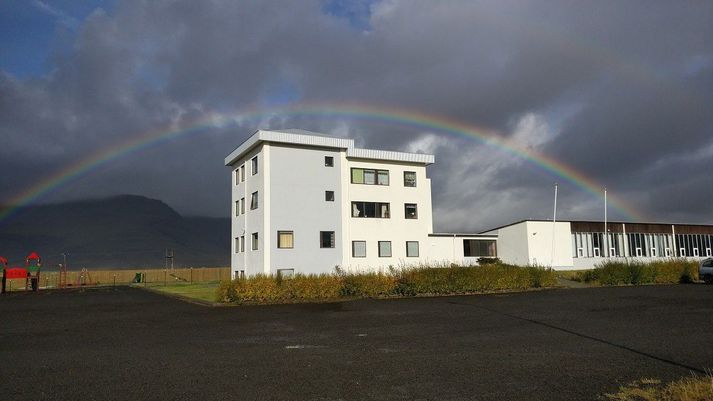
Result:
[0, 195, 229, 269]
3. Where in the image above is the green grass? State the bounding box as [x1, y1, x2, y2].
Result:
[144, 281, 220, 303]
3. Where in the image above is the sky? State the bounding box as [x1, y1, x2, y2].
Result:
[1, 0, 711, 232]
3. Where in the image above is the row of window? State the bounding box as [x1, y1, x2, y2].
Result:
[235, 156, 259, 185]
[235, 192, 259, 216]
[351, 202, 418, 219]
[572, 232, 713, 258]
[351, 168, 418, 187]
[235, 231, 420, 257]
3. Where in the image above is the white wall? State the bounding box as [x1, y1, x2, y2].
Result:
[231, 144, 265, 276]
[525, 221, 574, 269]
[426, 236, 497, 266]
[268, 143, 344, 275]
[342, 159, 432, 271]
[490, 223, 530, 266]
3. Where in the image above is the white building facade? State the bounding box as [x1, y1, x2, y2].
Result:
[225, 129, 496, 277]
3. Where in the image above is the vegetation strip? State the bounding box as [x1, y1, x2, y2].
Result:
[216, 263, 558, 304]
[604, 375, 713, 401]
[570, 259, 699, 285]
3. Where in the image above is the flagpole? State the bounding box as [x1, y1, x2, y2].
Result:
[550, 183, 558, 268]
[604, 188, 608, 258]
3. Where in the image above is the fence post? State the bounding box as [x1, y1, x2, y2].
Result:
[190, 267, 193, 284]
[164, 269, 167, 286]
[113, 274, 116, 288]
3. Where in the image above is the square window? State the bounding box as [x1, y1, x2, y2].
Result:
[251, 232, 259, 250]
[278, 231, 294, 249]
[325, 156, 334, 167]
[277, 268, 294, 279]
[405, 203, 418, 219]
[404, 171, 416, 187]
[352, 241, 366, 257]
[251, 156, 258, 175]
[250, 192, 258, 210]
[378, 241, 392, 257]
[325, 191, 335, 202]
[320, 231, 335, 248]
[406, 241, 419, 257]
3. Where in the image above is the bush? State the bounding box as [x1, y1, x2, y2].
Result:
[581, 259, 699, 285]
[477, 257, 501, 265]
[216, 263, 559, 304]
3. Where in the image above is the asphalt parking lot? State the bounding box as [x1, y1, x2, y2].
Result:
[1, 284, 711, 401]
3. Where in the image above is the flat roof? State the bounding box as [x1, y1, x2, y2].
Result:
[480, 219, 713, 234]
[224, 129, 435, 166]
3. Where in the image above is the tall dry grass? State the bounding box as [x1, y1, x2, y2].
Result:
[578, 259, 698, 285]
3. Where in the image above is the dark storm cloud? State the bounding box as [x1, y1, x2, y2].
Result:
[1, 0, 711, 229]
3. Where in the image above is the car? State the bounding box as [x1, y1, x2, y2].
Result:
[700, 258, 713, 283]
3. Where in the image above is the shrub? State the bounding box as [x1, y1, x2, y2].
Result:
[217, 263, 559, 304]
[582, 259, 699, 285]
[477, 257, 501, 265]
[605, 374, 713, 401]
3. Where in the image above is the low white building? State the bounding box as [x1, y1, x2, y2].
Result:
[224, 129, 496, 277]
[483, 220, 713, 270]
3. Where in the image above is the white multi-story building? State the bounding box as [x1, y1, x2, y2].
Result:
[224, 129, 497, 277]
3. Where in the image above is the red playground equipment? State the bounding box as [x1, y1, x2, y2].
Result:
[1, 252, 42, 293]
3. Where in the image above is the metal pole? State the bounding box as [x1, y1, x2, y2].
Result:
[550, 183, 558, 268]
[604, 188, 608, 258]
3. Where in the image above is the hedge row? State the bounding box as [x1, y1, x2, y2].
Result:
[216, 264, 558, 304]
[577, 259, 699, 285]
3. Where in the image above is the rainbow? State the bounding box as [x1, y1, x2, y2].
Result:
[0, 103, 646, 224]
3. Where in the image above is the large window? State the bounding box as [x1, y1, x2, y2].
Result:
[352, 241, 366, 257]
[405, 203, 418, 219]
[251, 232, 259, 250]
[378, 241, 392, 257]
[463, 239, 497, 257]
[320, 231, 335, 248]
[404, 171, 417, 187]
[351, 168, 389, 185]
[406, 241, 419, 257]
[278, 231, 294, 249]
[250, 192, 258, 210]
[251, 156, 258, 175]
[325, 156, 334, 167]
[352, 202, 390, 218]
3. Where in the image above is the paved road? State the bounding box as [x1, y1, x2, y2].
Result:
[1, 285, 711, 401]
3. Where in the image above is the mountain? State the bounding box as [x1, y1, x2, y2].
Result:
[0, 195, 229, 269]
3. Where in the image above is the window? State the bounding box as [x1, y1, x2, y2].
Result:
[240, 236, 245, 252]
[324, 156, 334, 167]
[693, 248, 700, 257]
[235, 169, 239, 185]
[463, 239, 497, 257]
[278, 231, 294, 249]
[703, 259, 713, 268]
[251, 156, 258, 175]
[235, 201, 239, 216]
[325, 191, 335, 202]
[406, 241, 419, 257]
[636, 247, 642, 257]
[235, 237, 239, 253]
[351, 168, 389, 185]
[320, 231, 335, 248]
[250, 192, 258, 210]
[665, 248, 672, 257]
[235, 270, 245, 279]
[680, 248, 686, 257]
[277, 269, 294, 279]
[651, 248, 657, 257]
[405, 203, 418, 219]
[593, 248, 601, 257]
[351, 202, 390, 218]
[404, 171, 417, 187]
[609, 248, 616, 257]
[240, 165, 245, 182]
[707, 248, 712, 257]
[240, 197, 245, 214]
[251, 232, 258, 250]
[378, 241, 392, 257]
[352, 241, 366, 258]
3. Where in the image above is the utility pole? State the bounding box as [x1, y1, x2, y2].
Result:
[550, 183, 558, 268]
[164, 249, 174, 272]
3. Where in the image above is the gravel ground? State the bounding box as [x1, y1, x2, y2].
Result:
[0, 284, 711, 401]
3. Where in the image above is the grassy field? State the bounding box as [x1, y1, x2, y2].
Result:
[143, 281, 220, 303]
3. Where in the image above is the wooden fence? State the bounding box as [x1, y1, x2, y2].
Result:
[3, 267, 230, 291]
